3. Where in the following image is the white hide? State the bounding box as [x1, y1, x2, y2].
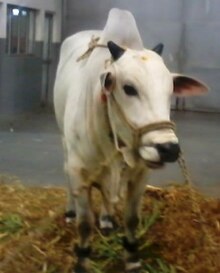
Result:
[54, 8, 207, 203]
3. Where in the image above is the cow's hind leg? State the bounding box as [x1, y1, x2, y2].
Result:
[63, 138, 76, 222]
[73, 180, 94, 273]
[65, 175, 77, 222]
[123, 171, 146, 273]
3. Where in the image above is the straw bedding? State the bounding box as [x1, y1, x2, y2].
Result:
[0, 175, 219, 273]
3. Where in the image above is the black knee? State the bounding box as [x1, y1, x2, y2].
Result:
[78, 220, 93, 239]
[126, 215, 139, 232]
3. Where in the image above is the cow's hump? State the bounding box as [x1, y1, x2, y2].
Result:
[101, 8, 143, 50]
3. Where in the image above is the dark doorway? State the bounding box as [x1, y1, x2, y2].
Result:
[41, 13, 53, 106]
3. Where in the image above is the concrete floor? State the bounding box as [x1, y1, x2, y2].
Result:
[0, 111, 219, 198]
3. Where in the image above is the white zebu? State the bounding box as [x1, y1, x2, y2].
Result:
[54, 8, 208, 273]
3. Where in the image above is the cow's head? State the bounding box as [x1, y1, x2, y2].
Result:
[101, 41, 209, 168]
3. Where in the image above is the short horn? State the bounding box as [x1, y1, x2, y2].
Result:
[152, 43, 164, 55]
[107, 41, 125, 61]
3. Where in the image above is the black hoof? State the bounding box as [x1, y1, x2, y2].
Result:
[126, 268, 141, 273]
[73, 245, 92, 273]
[125, 260, 142, 273]
[99, 215, 118, 235]
[125, 261, 142, 273]
[64, 210, 76, 223]
[100, 227, 114, 236]
[73, 263, 89, 273]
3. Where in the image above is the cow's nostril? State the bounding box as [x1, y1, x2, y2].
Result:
[156, 142, 180, 162]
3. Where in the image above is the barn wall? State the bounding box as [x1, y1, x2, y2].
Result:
[0, 0, 61, 119]
[180, 0, 220, 111]
[63, 0, 183, 71]
[63, 0, 220, 112]
[0, 53, 42, 115]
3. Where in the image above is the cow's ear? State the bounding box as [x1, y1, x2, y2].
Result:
[100, 72, 115, 92]
[172, 73, 209, 97]
[107, 41, 125, 61]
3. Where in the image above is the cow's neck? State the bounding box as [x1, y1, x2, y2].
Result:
[84, 48, 138, 167]
[92, 85, 137, 167]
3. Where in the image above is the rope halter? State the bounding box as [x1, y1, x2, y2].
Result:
[105, 88, 176, 165]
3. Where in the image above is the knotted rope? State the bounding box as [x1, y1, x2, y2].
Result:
[178, 148, 219, 254]
[76, 36, 107, 62]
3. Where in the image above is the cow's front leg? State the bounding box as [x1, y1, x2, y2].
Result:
[98, 164, 120, 235]
[123, 171, 147, 273]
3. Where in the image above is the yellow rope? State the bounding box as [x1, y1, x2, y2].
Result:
[178, 147, 219, 265]
[76, 36, 107, 62]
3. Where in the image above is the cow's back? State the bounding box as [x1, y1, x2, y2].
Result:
[54, 30, 101, 132]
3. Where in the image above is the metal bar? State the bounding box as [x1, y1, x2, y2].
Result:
[7, 6, 12, 54]
[17, 9, 20, 54]
[61, 0, 67, 40]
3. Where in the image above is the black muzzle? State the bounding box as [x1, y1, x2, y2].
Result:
[156, 142, 180, 162]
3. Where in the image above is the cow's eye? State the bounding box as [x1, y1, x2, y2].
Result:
[123, 85, 138, 96]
